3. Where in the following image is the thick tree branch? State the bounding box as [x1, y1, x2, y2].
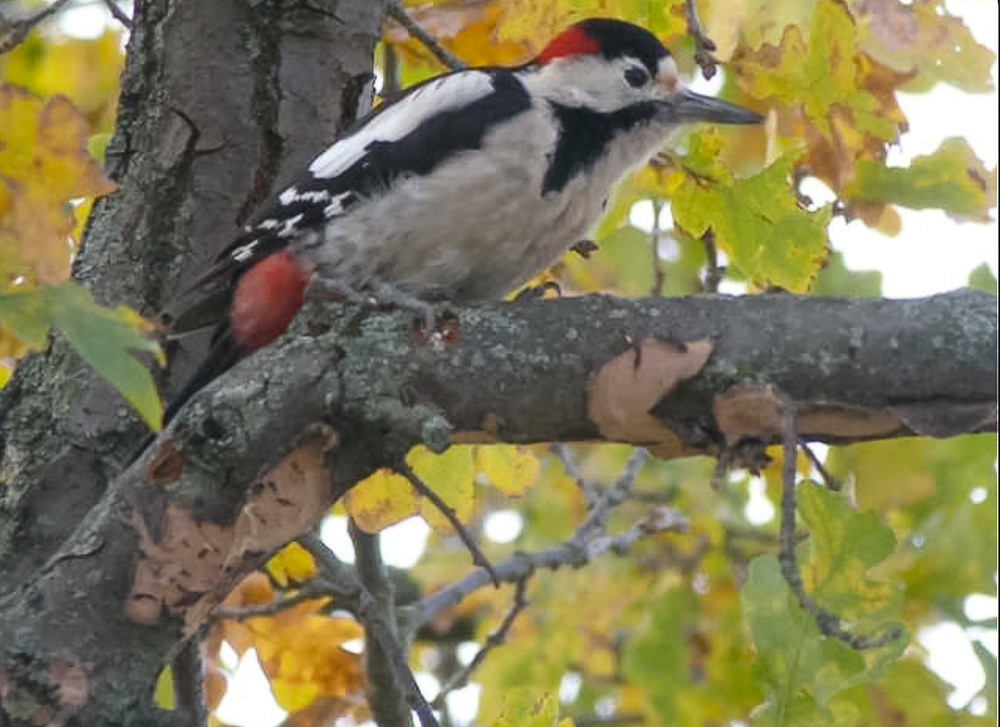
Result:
[1, 289, 994, 724]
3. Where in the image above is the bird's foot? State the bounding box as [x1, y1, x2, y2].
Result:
[369, 280, 446, 332]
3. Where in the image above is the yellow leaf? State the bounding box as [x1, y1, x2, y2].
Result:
[266, 542, 317, 587]
[272, 677, 321, 712]
[477, 444, 541, 497]
[154, 666, 175, 711]
[343, 468, 420, 533]
[0, 85, 117, 287]
[409, 445, 476, 532]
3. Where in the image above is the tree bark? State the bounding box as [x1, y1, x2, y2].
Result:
[0, 0, 384, 723]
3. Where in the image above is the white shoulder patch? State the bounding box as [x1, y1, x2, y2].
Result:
[308, 71, 497, 180]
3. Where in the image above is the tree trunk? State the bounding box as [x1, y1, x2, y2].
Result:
[0, 1, 384, 723]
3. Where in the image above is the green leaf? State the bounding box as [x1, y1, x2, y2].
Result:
[742, 537, 905, 726]
[672, 149, 830, 291]
[741, 0, 897, 143]
[810, 252, 882, 297]
[0, 283, 163, 430]
[845, 138, 998, 222]
[798, 485, 903, 624]
[968, 263, 998, 295]
[623, 587, 698, 724]
[847, 0, 997, 94]
[490, 688, 572, 727]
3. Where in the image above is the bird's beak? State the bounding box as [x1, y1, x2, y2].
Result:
[662, 87, 762, 126]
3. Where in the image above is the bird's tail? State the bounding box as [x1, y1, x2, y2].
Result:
[161, 326, 242, 426]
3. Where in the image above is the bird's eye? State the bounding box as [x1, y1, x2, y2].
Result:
[624, 66, 649, 88]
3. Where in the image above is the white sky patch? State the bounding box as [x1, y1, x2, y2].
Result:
[920, 622, 987, 708]
[380, 516, 431, 569]
[319, 513, 431, 568]
[319, 515, 355, 563]
[484, 509, 523, 543]
[213, 649, 287, 727]
[744, 477, 776, 526]
[445, 683, 481, 726]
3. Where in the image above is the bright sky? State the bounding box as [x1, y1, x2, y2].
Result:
[45, 1, 1000, 724]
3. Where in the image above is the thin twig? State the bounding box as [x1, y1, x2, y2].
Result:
[799, 440, 841, 491]
[0, 0, 74, 55]
[212, 585, 329, 621]
[431, 577, 530, 708]
[701, 229, 724, 293]
[574, 714, 647, 726]
[299, 533, 441, 727]
[387, 0, 466, 71]
[398, 459, 499, 586]
[778, 404, 900, 651]
[102, 0, 132, 29]
[405, 505, 687, 636]
[683, 0, 718, 79]
[551, 443, 597, 504]
[649, 200, 666, 296]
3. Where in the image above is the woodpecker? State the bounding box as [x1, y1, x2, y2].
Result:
[162, 18, 760, 424]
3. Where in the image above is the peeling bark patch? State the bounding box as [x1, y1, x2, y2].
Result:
[48, 660, 90, 709]
[146, 441, 184, 484]
[587, 338, 713, 455]
[798, 404, 903, 439]
[715, 387, 906, 443]
[713, 386, 785, 444]
[125, 432, 336, 629]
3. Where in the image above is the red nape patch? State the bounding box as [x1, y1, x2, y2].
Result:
[230, 251, 312, 354]
[536, 24, 600, 64]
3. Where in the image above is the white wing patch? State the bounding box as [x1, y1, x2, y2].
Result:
[307, 71, 497, 180]
[279, 187, 332, 205]
[324, 191, 353, 217]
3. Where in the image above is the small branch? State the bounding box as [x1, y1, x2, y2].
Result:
[350, 523, 422, 727]
[387, 0, 466, 71]
[650, 201, 666, 297]
[171, 640, 207, 725]
[406, 500, 686, 636]
[299, 533, 440, 727]
[212, 584, 329, 621]
[551, 443, 597, 504]
[102, 0, 133, 29]
[0, 0, 74, 55]
[574, 715, 647, 727]
[778, 404, 901, 651]
[799, 440, 841, 491]
[701, 229, 724, 293]
[431, 577, 530, 708]
[398, 460, 499, 586]
[683, 0, 718, 79]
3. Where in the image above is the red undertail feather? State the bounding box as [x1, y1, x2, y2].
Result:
[230, 250, 312, 354]
[536, 24, 600, 64]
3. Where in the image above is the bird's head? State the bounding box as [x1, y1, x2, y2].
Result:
[531, 18, 761, 126]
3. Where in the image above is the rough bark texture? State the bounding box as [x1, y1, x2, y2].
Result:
[0, 0, 384, 724]
[0, 2, 996, 725]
